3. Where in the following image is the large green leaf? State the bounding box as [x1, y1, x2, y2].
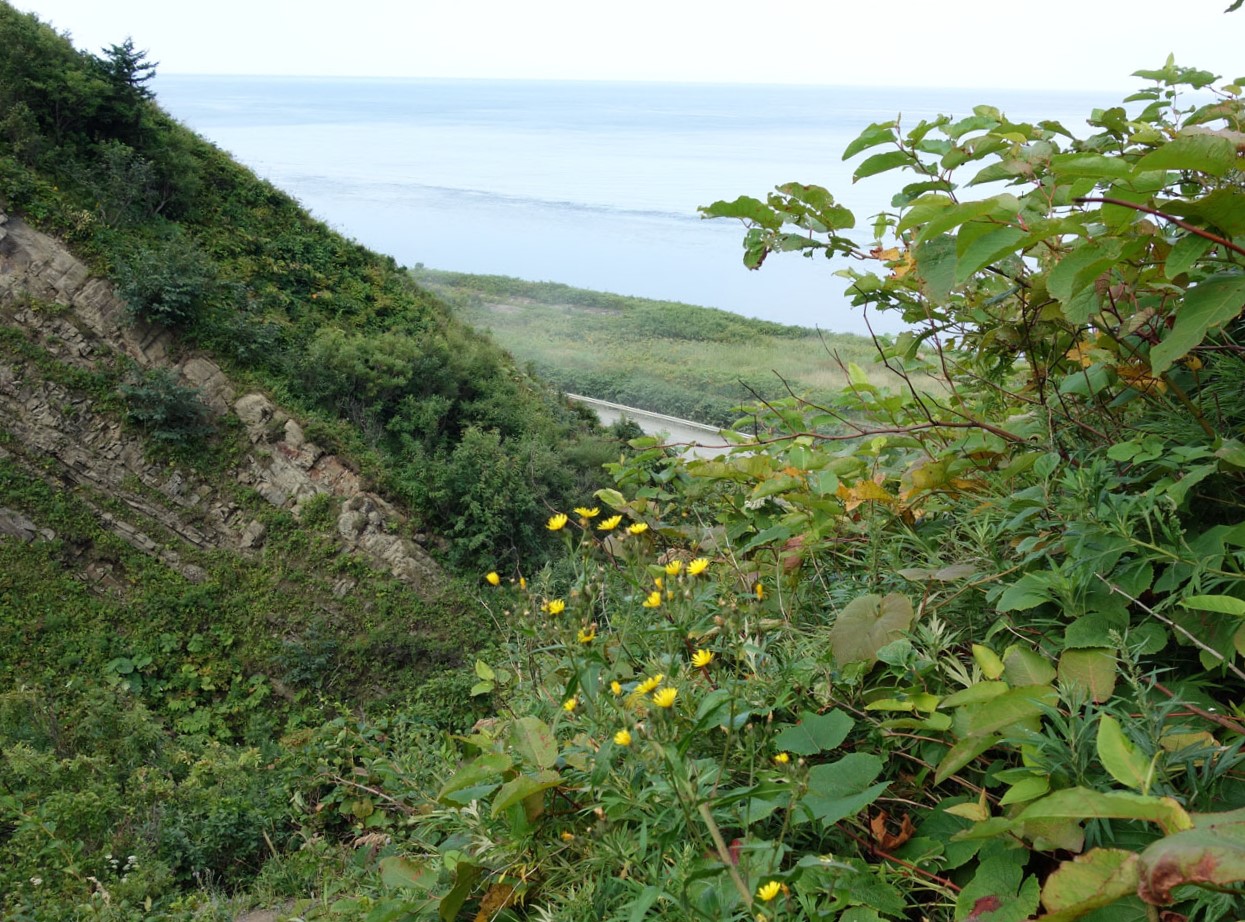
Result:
[511, 716, 558, 769]
[1138, 808, 1245, 904]
[1150, 273, 1245, 373]
[1096, 715, 1154, 792]
[1058, 648, 1118, 703]
[699, 195, 783, 229]
[1135, 133, 1239, 177]
[437, 752, 512, 802]
[1038, 848, 1140, 921]
[771, 709, 854, 756]
[801, 752, 888, 825]
[490, 769, 561, 818]
[379, 855, 438, 890]
[854, 150, 915, 182]
[1018, 787, 1192, 836]
[829, 593, 915, 667]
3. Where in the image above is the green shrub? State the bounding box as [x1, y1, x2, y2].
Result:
[119, 367, 213, 449]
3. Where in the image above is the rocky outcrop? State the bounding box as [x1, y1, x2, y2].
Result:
[0, 210, 443, 596]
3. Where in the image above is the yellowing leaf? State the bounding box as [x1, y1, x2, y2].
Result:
[837, 480, 898, 512]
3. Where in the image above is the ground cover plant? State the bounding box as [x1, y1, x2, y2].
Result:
[278, 61, 1245, 921]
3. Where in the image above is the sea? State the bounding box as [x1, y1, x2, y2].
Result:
[152, 76, 1110, 334]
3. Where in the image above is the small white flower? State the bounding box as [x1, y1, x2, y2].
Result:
[30, 877, 42, 887]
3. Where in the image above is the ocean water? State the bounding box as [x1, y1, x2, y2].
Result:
[153, 76, 1108, 333]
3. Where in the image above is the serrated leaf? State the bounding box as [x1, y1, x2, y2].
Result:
[1151, 274, 1245, 373]
[1096, 715, 1153, 792]
[771, 709, 854, 756]
[829, 593, 915, 667]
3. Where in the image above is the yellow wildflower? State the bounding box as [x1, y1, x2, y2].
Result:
[598, 514, 623, 531]
[653, 576, 663, 589]
[560, 831, 575, 841]
[688, 557, 709, 576]
[574, 506, 600, 518]
[547, 598, 566, 615]
[627, 522, 649, 535]
[642, 590, 662, 608]
[563, 697, 577, 712]
[613, 728, 632, 746]
[610, 680, 623, 696]
[664, 560, 682, 576]
[485, 571, 501, 586]
[652, 687, 678, 708]
[577, 626, 596, 644]
[634, 674, 664, 695]
[519, 576, 527, 590]
[773, 752, 790, 765]
[757, 881, 782, 902]
[691, 649, 714, 669]
[547, 513, 568, 531]
[755, 582, 764, 601]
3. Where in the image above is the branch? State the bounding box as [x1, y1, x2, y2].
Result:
[1074, 197, 1245, 259]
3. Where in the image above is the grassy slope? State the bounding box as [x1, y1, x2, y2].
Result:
[414, 269, 916, 427]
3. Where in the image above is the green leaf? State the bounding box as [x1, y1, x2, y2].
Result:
[1001, 646, 1057, 687]
[1151, 273, 1245, 373]
[854, 150, 915, 182]
[801, 753, 888, 825]
[698, 195, 782, 229]
[1139, 808, 1245, 904]
[997, 572, 1057, 611]
[771, 709, 854, 756]
[914, 234, 957, 301]
[842, 122, 897, 161]
[973, 644, 1005, 680]
[1018, 787, 1192, 835]
[1165, 233, 1214, 279]
[829, 593, 915, 667]
[440, 861, 483, 921]
[1058, 648, 1118, 703]
[490, 769, 561, 818]
[511, 716, 558, 769]
[437, 752, 512, 801]
[1096, 715, 1154, 792]
[955, 226, 1029, 282]
[1049, 153, 1135, 180]
[379, 855, 438, 890]
[1181, 594, 1245, 616]
[958, 685, 1058, 738]
[1135, 133, 1239, 176]
[1048, 240, 1123, 304]
[956, 848, 1040, 922]
[1038, 849, 1141, 922]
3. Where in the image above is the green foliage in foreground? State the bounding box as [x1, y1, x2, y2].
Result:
[415, 269, 904, 427]
[210, 61, 1245, 921]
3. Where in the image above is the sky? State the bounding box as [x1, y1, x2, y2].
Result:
[13, 0, 1245, 91]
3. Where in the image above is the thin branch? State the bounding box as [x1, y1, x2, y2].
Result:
[1075, 197, 1245, 259]
[1096, 575, 1245, 684]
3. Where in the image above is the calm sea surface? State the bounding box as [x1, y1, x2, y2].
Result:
[153, 76, 1108, 333]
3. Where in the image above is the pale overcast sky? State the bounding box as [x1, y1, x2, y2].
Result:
[13, 0, 1245, 90]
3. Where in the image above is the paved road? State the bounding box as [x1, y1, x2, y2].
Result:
[567, 394, 741, 459]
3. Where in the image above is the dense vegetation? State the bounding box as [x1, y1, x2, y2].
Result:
[3, 2, 1245, 920]
[414, 269, 910, 427]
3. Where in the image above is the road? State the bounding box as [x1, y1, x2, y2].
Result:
[566, 394, 741, 459]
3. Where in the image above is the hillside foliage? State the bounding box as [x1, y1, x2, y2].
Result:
[3, 2, 1245, 920]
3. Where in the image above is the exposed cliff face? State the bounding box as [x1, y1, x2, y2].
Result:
[0, 209, 443, 595]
